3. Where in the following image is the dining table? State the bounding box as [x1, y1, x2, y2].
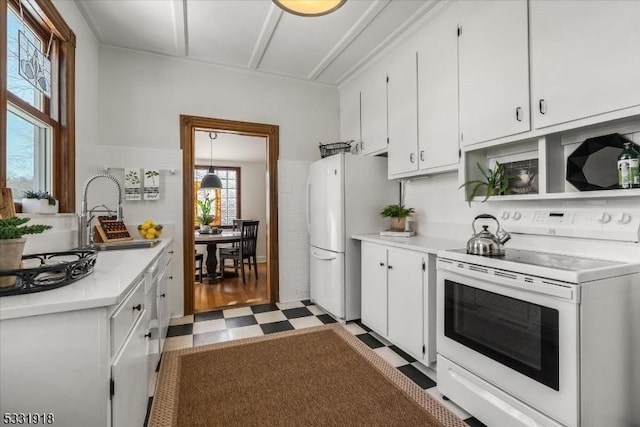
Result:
[195, 230, 242, 282]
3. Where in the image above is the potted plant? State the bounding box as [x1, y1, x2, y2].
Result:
[197, 198, 214, 233]
[0, 217, 52, 287]
[380, 204, 415, 231]
[21, 190, 59, 214]
[459, 161, 510, 204]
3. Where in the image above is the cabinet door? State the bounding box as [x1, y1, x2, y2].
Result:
[157, 253, 172, 353]
[360, 67, 388, 155]
[361, 243, 388, 336]
[530, 1, 640, 129]
[112, 311, 149, 427]
[339, 81, 361, 153]
[387, 48, 418, 176]
[458, 0, 530, 146]
[387, 249, 423, 359]
[417, 5, 459, 171]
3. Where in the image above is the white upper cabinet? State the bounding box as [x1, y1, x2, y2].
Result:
[417, 4, 460, 172]
[458, 0, 530, 146]
[360, 65, 388, 155]
[387, 46, 419, 177]
[339, 80, 361, 152]
[530, 1, 640, 129]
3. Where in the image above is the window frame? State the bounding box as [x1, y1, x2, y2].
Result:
[1, 0, 75, 212]
[194, 165, 242, 228]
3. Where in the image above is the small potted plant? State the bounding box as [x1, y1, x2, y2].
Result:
[0, 217, 52, 287]
[380, 204, 415, 231]
[459, 161, 510, 204]
[21, 190, 59, 214]
[197, 198, 214, 233]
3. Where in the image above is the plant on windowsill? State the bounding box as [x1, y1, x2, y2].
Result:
[197, 198, 214, 233]
[380, 204, 415, 231]
[21, 190, 59, 214]
[0, 217, 52, 288]
[459, 161, 510, 205]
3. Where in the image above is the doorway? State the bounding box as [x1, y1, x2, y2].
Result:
[180, 115, 279, 316]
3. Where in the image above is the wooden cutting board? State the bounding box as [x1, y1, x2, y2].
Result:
[0, 188, 17, 219]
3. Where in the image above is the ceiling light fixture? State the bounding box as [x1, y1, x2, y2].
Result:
[273, 0, 347, 17]
[200, 132, 222, 189]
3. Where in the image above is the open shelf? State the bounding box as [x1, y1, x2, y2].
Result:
[462, 119, 640, 202]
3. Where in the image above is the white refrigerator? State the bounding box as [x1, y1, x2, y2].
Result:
[307, 153, 396, 321]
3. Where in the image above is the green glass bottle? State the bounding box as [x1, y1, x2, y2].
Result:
[618, 142, 639, 189]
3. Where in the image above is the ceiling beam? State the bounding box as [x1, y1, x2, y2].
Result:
[171, 0, 187, 56]
[248, 3, 283, 70]
[307, 0, 390, 81]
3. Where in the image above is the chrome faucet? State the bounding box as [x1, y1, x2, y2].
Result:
[78, 174, 124, 249]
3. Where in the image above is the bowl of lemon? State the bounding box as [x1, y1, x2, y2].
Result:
[138, 219, 163, 240]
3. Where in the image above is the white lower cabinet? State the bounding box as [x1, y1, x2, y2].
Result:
[112, 309, 150, 427]
[361, 242, 436, 363]
[0, 244, 173, 427]
[387, 249, 423, 358]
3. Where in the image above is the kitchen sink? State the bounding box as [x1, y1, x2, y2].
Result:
[91, 240, 162, 251]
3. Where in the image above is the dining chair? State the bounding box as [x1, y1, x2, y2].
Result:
[218, 220, 259, 284]
[195, 250, 204, 282]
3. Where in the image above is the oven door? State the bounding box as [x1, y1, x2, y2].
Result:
[436, 258, 579, 426]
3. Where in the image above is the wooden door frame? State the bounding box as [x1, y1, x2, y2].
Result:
[180, 115, 279, 315]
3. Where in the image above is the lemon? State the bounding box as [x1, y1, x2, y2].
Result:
[145, 232, 155, 239]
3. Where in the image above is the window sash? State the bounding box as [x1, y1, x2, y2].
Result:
[194, 166, 241, 227]
[1, 0, 75, 212]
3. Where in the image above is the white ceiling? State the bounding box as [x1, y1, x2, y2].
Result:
[194, 131, 266, 164]
[74, 0, 437, 85]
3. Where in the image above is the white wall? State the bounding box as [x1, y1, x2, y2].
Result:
[93, 47, 337, 316]
[51, 0, 100, 208]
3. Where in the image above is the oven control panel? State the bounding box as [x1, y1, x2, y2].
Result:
[497, 209, 640, 242]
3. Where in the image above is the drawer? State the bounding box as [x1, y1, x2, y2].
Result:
[111, 278, 146, 357]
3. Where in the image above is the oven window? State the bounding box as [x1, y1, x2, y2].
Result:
[444, 280, 559, 390]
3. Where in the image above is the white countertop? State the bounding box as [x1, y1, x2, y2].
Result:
[352, 234, 465, 254]
[0, 239, 172, 320]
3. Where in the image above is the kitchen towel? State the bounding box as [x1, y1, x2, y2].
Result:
[124, 168, 142, 201]
[144, 169, 160, 200]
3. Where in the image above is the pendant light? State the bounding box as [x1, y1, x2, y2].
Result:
[200, 132, 222, 189]
[273, 0, 346, 17]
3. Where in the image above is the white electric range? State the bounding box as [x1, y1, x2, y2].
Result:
[436, 209, 640, 427]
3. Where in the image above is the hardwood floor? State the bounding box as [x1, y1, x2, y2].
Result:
[194, 262, 268, 312]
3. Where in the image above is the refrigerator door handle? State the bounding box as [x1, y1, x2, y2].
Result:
[311, 250, 337, 261]
[306, 176, 311, 235]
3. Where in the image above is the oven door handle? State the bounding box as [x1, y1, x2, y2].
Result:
[438, 260, 575, 300]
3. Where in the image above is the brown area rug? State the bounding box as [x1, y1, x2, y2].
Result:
[149, 324, 467, 427]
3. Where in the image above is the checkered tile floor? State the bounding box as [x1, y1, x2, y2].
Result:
[146, 300, 486, 427]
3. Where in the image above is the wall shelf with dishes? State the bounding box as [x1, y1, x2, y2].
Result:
[461, 118, 640, 202]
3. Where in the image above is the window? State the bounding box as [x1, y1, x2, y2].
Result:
[194, 166, 241, 227]
[1, 0, 75, 211]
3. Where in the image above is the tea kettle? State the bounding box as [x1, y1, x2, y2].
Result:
[467, 214, 511, 257]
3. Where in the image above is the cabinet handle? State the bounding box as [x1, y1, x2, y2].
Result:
[387, 265, 393, 270]
[515, 107, 522, 121]
[361, 141, 365, 150]
[379, 262, 385, 267]
[355, 143, 360, 153]
[132, 304, 142, 311]
[168, 251, 174, 254]
[420, 151, 424, 162]
[169, 276, 173, 280]
[160, 293, 166, 298]
[539, 99, 546, 115]
[410, 153, 415, 163]
[144, 333, 152, 339]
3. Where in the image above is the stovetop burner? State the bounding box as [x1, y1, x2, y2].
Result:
[449, 248, 623, 272]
